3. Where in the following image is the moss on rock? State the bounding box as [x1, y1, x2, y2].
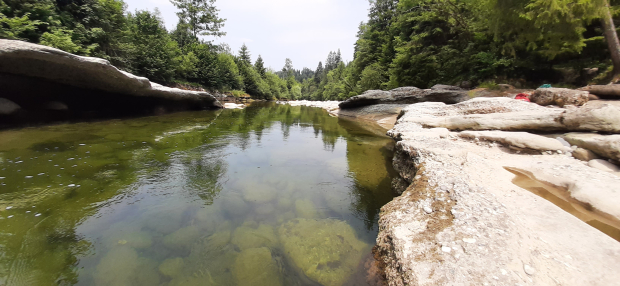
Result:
[278, 218, 368, 286]
[163, 225, 201, 250]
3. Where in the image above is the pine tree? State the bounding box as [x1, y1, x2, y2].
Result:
[314, 61, 324, 84]
[254, 55, 266, 77]
[282, 58, 294, 78]
[238, 43, 251, 65]
[169, 0, 226, 38]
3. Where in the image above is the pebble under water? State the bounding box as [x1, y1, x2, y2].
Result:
[0, 103, 398, 286]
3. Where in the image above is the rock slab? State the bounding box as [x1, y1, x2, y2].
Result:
[339, 86, 469, 109]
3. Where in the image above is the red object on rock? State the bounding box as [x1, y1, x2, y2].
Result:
[515, 93, 530, 102]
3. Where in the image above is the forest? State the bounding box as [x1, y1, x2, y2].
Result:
[1, 0, 620, 101]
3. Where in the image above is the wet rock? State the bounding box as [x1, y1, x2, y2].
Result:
[159, 257, 184, 278]
[573, 148, 600, 162]
[233, 247, 282, 286]
[295, 199, 318, 218]
[106, 230, 153, 249]
[530, 88, 589, 107]
[588, 159, 620, 172]
[0, 98, 20, 115]
[231, 224, 278, 251]
[163, 225, 201, 250]
[278, 218, 368, 286]
[563, 133, 620, 162]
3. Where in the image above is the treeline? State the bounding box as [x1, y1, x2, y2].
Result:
[2, 0, 619, 101]
[294, 0, 620, 101]
[0, 0, 299, 99]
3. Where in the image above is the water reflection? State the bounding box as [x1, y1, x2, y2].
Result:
[0, 103, 396, 285]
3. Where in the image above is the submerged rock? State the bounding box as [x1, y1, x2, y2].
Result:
[159, 257, 184, 278]
[242, 184, 277, 203]
[295, 199, 318, 218]
[94, 246, 139, 286]
[163, 225, 201, 250]
[278, 218, 368, 286]
[231, 224, 278, 251]
[233, 247, 283, 286]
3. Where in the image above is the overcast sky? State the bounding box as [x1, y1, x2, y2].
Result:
[124, 0, 370, 71]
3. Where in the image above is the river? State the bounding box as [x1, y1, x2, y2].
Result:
[0, 103, 397, 286]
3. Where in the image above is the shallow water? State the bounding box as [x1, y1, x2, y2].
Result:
[0, 103, 397, 286]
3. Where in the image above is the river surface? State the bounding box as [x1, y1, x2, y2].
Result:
[0, 103, 397, 286]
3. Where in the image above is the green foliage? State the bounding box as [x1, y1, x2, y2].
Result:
[0, 12, 40, 40]
[169, 0, 225, 38]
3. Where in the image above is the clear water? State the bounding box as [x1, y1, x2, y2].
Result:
[0, 103, 397, 286]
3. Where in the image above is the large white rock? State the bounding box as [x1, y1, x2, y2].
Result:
[459, 130, 571, 152]
[563, 133, 620, 162]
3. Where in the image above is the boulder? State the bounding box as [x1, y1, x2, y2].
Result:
[530, 88, 589, 107]
[579, 85, 620, 98]
[339, 87, 470, 109]
[0, 40, 221, 126]
[278, 218, 368, 286]
[233, 247, 282, 286]
[459, 131, 571, 152]
[0, 98, 20, 115]
[561, 104, 620, 133]
[563, 133, 620, 162]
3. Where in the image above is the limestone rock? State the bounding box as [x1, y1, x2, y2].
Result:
[588, 159, 620, 172]
[278, 218, 368, 286]
[233, 247, 282, 286]
[430, 84, 463, 91]
[561, 104, 620, 133]
[0, 39, 221, 124]
[0, 98, 20, 115]
[563, 133, 620, 161]
[530, 88, 589, 107]
[339, 87, 469, 109]
[579, 85, 620, 98]
[573, 148, 601, 162]
[459, 131, 571, 152]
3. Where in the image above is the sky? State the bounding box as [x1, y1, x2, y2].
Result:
[123, 0, 371, 71]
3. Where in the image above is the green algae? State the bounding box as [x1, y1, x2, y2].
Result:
[278, 218, 370, 286]
[233, 247, 282, 286]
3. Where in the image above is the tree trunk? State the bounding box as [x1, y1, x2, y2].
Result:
[601, 1, 620, 82]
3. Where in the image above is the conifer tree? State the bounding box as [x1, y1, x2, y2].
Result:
[254, 55, 266, 77]
[169, 0, 226, 38]
[238, 43, 251, 65]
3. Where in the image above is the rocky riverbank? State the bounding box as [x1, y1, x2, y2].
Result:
[0, 40, 221, 128]
[280, 87, 620, 285]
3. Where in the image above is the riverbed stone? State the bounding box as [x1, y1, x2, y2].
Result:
[459, 131, 570, 152]
[94, 246, 139, 286]
[233, 247, 282, 286]
[163, 225, 201, 250]
[295, 199, 318, 218]
[579, 84, 620, 98]
[278, 218, 368, 286]
[159, 257, 184, 278]
[231, 224, 278, 251]
[242, 184, 277, 203]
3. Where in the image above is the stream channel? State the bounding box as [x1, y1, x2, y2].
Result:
[0, 102, 398, 286]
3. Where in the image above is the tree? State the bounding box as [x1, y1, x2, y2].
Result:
[314, 61, 324, 84]
[169, 0, 225, 38]
[490, 0, 620, 78]
[254, 55, 266, 77]
[238, 43, 251, 65]
[282, 58, 294, 78]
